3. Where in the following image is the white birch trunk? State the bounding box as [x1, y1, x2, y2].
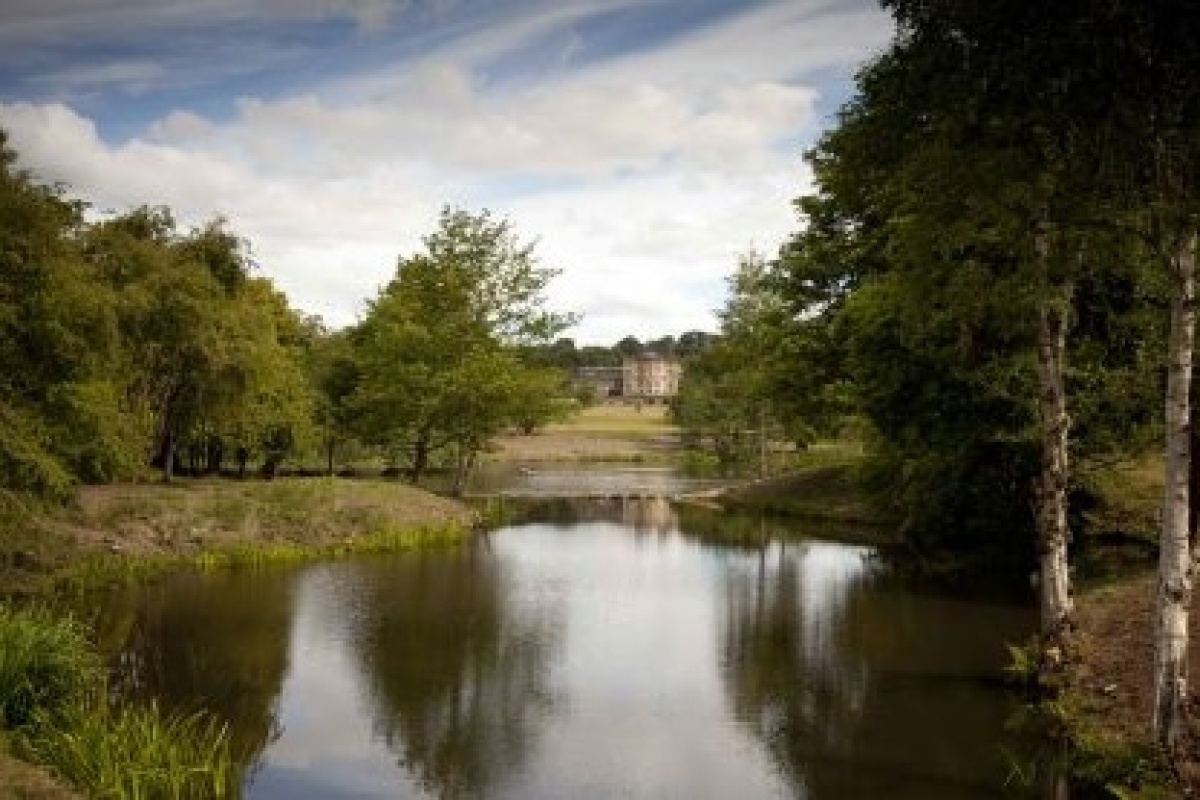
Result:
[1153, 231, 1197, 749]
[1035, 279, 1074, 655]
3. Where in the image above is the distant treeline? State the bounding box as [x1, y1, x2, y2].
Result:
[521, 331, 715, 372]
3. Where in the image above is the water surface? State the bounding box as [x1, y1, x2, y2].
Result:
[90, 498, 1036, 799]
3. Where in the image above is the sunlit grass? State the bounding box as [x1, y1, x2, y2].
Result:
[1080, 451, 1162, 543]
[22, 702, 240, 800]
[54, 523, 468, 593]
[547, 403, 677, 438]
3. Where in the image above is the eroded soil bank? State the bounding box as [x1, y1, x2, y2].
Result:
[1066, 571, 1200, 795]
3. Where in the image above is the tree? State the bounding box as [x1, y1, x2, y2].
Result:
[307, 328, 360, 476]
[351, 207, 574, 491]
[0, 130, 128, 497]
[615, 336, 643, 359]
[671, 338, 762, 470]
[673, 253, 789, 472]
[801, 0, 1196, 745]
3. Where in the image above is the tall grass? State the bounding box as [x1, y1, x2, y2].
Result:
[21, 702, 240, 799]
[53, 522, 468, 594]
[0, 605, 99, 728]
[0, 604, 242, 799]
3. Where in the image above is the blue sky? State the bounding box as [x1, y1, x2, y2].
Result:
[0, 0, 893, 343]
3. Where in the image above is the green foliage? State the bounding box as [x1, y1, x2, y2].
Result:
[21, 702, 240, 799]
[673, 253, 808, 472]
[0, 606, 100, 729]
[0, 136, 329, 494]
[350, 206, 575, 489]
[761, 0, 1179, 569]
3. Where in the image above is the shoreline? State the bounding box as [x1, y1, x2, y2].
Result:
[2, 426, 1183, 797]
[2, 478, 475, 598]
[0, 477, 476, 798]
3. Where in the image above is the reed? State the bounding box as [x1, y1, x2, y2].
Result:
[0, 605, 100, 728]
[0, 605, 243, 799]
[53, 523, 468, 593]
[21, 701, 241, 799]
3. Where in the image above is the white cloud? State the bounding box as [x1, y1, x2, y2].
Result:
[0, 1, 891, 344]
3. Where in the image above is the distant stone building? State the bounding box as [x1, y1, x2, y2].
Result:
[621, 353, 682, 402]
[574, 353, 682, 403]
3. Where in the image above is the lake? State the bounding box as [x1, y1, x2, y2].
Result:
[86, 491, 1039, 799]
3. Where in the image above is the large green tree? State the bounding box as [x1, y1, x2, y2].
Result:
[351, 207, 575, 491]
[0, 131, 129, 498]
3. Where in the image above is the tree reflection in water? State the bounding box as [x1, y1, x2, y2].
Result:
[345, 544, 563, 798]
[719, 539, 1037, 799]
[88, 569, 293, 768]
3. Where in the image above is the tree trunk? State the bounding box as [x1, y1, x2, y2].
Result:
[452, 444, 478, 497]
[162, 431, 176, 483]
[326, 437, 336, 477]
[409, 436, 429, 484]
[1154, 231, 1197, 750]
[205, 436, 224, 475]
[1034, 279, 1075, 662]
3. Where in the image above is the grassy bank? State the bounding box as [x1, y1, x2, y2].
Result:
[1050, 455, 1191, 797]
[2, 478, 474, 596]
[683, 441, 885, 527]
[0, 477, 474, 797]
[714, 464, 885, 525]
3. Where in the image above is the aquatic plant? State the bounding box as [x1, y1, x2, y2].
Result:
[22, 701, 240, 799]
[54, 523, 468, 593]
[0, 604, 100, 728]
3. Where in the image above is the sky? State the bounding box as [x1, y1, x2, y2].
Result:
[0, 0, 893, 344]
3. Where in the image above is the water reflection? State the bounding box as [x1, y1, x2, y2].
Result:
[84, 496, 1037, 800]
[346, 549, 562, 798]
[498, 495, 680, 534]
[720, 539, 1033, 798]
[245, 550, 563, 799]
[89, 570, 293, 766]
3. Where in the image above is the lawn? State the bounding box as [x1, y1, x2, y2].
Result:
[544, 403, 677, 438]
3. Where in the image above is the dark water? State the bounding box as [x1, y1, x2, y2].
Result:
[86, 498, 1038, 800]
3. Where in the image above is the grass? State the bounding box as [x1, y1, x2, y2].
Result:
[0, 607, 99, 729]
[53, 522, 467, 594]
[2, 478, 474, 596]
[487, 403, 681, 464]
[544, 403, 677, 439]
[0, 604, 240, 799]
[21, 702, 240, 799]
[1079, 453, 1162, 544]
[712, 439, 886, 527]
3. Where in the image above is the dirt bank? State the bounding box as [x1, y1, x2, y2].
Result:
[1067, 571, 1200, 793]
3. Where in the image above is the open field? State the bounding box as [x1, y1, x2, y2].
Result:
[487, 403, 680, 463]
